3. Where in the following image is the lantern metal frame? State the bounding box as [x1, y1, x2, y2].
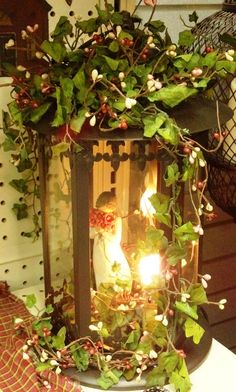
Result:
[37, 97, 232, 337]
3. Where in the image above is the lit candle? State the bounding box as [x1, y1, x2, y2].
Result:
[139, 253, 161, 286]
[222, 77, 236, 161]
[139, 253, 162, 329]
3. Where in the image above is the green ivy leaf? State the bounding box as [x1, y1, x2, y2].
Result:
[45, 304, 54, 314]
[166, 243, 187, 266]
[189, 283, 208, 305]
[36, 362, 52, 372]
[51, 142, 70, 157]
[178, 30, 195, 48]
[25, 294, 37, 308]
[30, 102, 52, 124]
[9, 179, 28, 193]
[8, 101, 23, 125]
[70, 108, 87, 133]
[158, 351, 180, 374]
[216, 60, 236, 74]
[164, 162, 180, 186]
[146, 366, 166, 388]
[189, 11, 199, 24]
[51, 326, 67, 349]
[71, 344, 90, 371]
[124, 329, 141, 350]
[103, 55, 120, 71]
[41, 40, 67, 62]
[12, 203, 28, 220]
[148, 85, 197, 108]
[2, 137, 16, 152]
[109, 40, 120, 53]
[175, 301, 198, 320]
[202, 51, 218, 69]
[170, 360, 192, 392]
[184, 317, 205, 344]
[97, 369, 122, 390]
[76, 18, 98, 33]
[51, 16, 73, 39]
[143, 113, 167, 137]
[174, 221, 199, 242]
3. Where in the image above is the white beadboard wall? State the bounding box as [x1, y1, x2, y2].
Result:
[0, 0, 223, 303]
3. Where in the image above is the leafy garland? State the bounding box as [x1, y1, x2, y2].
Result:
[1, 0, 235, 391]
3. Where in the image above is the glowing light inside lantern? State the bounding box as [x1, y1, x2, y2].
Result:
[140, 186, 156, 218]
[139, 253, 161, 286]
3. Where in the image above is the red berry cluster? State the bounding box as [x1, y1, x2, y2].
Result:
[15, 88, 39, 109]
[121, 38, 134, 47]
[93, 34, 103, 44]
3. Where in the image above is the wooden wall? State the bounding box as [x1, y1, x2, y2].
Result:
[200, 194, 236, 353]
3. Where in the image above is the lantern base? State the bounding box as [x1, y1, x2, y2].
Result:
[64, 311, 212, 391]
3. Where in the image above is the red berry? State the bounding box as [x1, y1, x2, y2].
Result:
[141, 53, 147, 60]
[205, 47, 214, 53]
[183, 146, 191, 154]
[213, 132, 220, 141]
[197, 181, 204, 190]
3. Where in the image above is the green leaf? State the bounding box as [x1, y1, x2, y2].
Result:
[148, 85, 197, 108]
[12, 203, 28, 220]
[8, 101, 23, 125]
[166, 243, 187, 266]
[2, 137, 16, 152]
[170, 360, 192, 392]
[71, 344, 90, 371]
[51, 142, 70, 157]
[184, 317, 205, 344]
[216, 60, 236, 74]
[97, 369, 122, 390]
[149, 192, 172, 227]
[9, 179, 28, 193]
[189, 11, 199, 23]
[36, 362, 52, 372]
[158, 351, 180, 374]
[189, 283, 208, 305]
[41, 40, 67, 62]
[174, 221, 199, 242]
[148, 20, 166, 33]
[69, 108, 87, 132]
[25, 294, 37, 308]
[202, 51, 218, 69]
[112, 98, 126, 112]
[51, 16, 73, 39]
[30, 102, 52, 124]
[178, 30, 195, 48]
[175, 301, 198, 320]
[146, 366, 166, 388]
[109, 40, 120, 53]
[220, 33, 236, 48]
[143, 113, 167, 138]
[103, 55, 120, 71]
[124, 329, 141, 350]
[51, 326, 66, 349]
[164, 162, 180, 186]
[45, 304, 54, 314]
[73, 67, 86, 89]
[76, 18, 98, 33]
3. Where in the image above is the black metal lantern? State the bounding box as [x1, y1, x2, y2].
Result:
[35, 94, 232, 390]
[37, 98, 232, 339]
[191, 1, 236, 219]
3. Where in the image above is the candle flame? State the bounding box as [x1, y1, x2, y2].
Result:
[139, 253, 161, 286]
[140, 186, 156, 217]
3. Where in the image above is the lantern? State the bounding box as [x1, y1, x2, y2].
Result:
[36, 96, 232, 391]
[191, 1, 236, 219]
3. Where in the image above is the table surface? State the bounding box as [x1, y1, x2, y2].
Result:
[190, 338, 236, 392]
